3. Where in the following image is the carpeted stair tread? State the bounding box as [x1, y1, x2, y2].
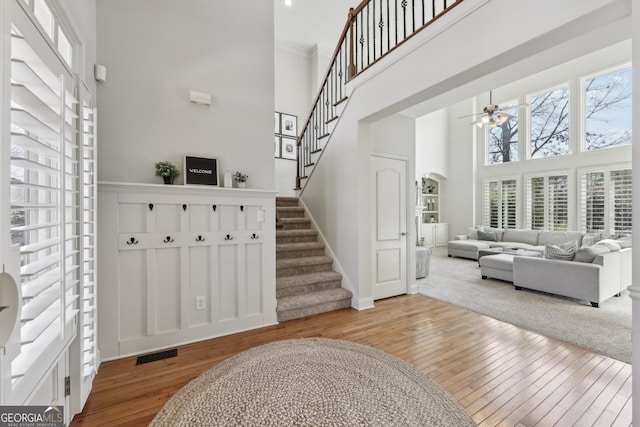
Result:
[277, 241, 325, 252]
[277, 271, 343, 289]
[280, 217, 312, 230]
[276, 197, 299, 207]
[276, 288, 352, 312]
[277, 256, 333, 269]
[276, 207, 305, 218]
[276, 229, 317, 237]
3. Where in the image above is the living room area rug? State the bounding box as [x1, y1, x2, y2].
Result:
[418, 248, 631, 364]
[149, 338, 476, 426]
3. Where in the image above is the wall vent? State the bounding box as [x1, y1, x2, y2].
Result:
[136, 348, 178, 365]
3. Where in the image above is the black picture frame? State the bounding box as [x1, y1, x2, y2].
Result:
[183, 156, 218, 186]
[281, 137, 296, 160]
[280, 113, 297, 137]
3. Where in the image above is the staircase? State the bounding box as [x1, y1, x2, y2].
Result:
[276, 197, 352, 321]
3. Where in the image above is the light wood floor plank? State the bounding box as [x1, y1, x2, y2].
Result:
[70, 294, 631, 426]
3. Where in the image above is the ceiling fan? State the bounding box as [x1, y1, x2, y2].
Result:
[460, 91, 527, 128]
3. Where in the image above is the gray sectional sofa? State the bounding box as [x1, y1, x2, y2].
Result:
[448, 228, 632, 307]
[448, 228, 584, 260]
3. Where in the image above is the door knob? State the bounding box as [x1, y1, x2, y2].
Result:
[400, 232, 407, 236]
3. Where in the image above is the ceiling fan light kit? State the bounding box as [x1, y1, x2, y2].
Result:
[460, 90, 528, 128]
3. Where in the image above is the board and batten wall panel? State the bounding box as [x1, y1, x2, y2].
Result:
[98, 183, 277, 360]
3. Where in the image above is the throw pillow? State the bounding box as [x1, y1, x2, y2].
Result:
[574, 244, 611, 263]
[544, 240, 578, 261]
[597, 239, 622, 251]
[477, 231, 497, 242]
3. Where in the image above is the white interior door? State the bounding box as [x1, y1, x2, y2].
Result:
[371, 155, 407, 300]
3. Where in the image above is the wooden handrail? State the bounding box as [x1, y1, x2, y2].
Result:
[295, 0, 465, 190]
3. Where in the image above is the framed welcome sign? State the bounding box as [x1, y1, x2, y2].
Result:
[184, 156, 218, 186]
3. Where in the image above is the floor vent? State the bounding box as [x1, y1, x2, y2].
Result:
[136, 348, 178, 365]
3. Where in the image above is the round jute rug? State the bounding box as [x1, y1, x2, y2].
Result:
[150, 338, 476, 426]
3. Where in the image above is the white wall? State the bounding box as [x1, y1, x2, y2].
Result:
[300, 0, 630, 309]
[96, 0, 274, 189]
[415, 108, 448, 180]
[275, 44, 312, 195]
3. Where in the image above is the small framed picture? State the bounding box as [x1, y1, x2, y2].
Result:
[184, 155, 218, 186]
[274, 112, 281, 134]
[274, 136, 281, 158]
[281, 137, 296, 160]
[281, 113, 297, 137]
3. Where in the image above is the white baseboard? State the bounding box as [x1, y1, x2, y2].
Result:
[355, 297, 375, 311]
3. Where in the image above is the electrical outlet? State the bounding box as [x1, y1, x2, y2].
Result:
[195, 296, 206, 311]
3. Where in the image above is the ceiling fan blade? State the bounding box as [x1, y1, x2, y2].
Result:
[498, 103, 529, 110]
[457, 112, 483, 119]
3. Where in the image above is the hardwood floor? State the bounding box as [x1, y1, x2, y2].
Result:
[70, 294, 631, 426]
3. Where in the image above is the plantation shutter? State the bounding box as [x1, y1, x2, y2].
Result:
[484, 181, 499, 228]
[526, 177, 545, 230]
[578, 167, 631, 235]
[610, 169, 632, 235]
[9, 22, 79, 385]
[580, 171, 605, 232]
[80, 93, 98, 383]
[548, 175, 568, 231]
[485, 179, 517, 229]
[502, 180, 517, 229]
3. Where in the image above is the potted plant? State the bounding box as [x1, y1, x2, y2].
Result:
[155, 161, 181, 184]
[233, 171, 248, 188]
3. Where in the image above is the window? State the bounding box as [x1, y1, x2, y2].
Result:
[580, 166, 632, 235]
[57, 27, 73, 68]
[484, 178, 517, 229]
[33, 0, 54, 40]
[529, 86, 570, 158]
[526, 174, 569, 231]
[584, 66, 632, 151]
[487, 100, 518, 165]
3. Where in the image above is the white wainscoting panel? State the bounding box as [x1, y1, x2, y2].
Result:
[98, 182, 277, 359]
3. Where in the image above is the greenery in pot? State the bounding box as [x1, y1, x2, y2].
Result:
[154, 161, 181, 177]
[233, 172, 248, 183]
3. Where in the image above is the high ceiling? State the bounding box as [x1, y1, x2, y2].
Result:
[274, 0, 361, 51]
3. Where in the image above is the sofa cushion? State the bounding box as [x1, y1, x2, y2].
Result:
[574, 244, 611, 263]
[478, 230, 498, 241]
[467, 228, 479, 240]
[618, 236, 632, 249]
[544, 240, 578, 261]
[581, 232, 603, 246]
[597, 239, 622, 251]
[448, 240, 491, 252]
[537, 231, 584, 247]
[502, 229, 539, 246]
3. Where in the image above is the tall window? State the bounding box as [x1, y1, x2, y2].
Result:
[484, 179, 517, 229]
[584, 66, 632, 151]
[529, 86, 570, 158]
[487, 100, 518, 165]
[580, 166, 632, 235]
[526, 174, 569, 231]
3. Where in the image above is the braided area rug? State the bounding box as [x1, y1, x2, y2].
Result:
[150, 338, 476, 426]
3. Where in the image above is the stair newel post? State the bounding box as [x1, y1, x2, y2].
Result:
[348, 8, 356, 79]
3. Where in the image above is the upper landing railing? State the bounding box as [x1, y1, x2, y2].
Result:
[295, 0, 464, 189]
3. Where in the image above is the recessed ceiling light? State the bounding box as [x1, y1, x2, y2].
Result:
[283, 0, 293, 6]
